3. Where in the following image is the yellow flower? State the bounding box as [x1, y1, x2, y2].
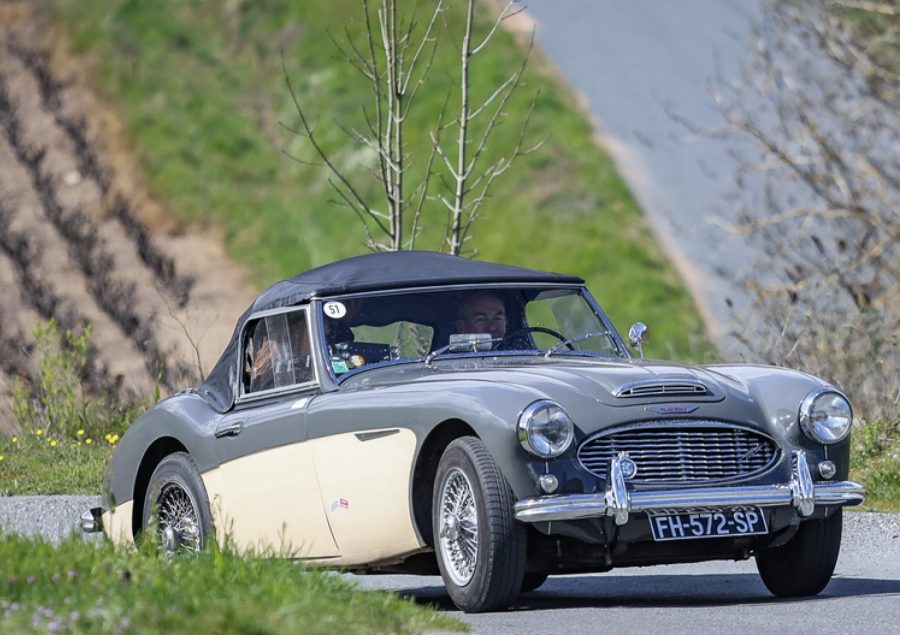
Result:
[0, 455, 4, 462]
[76, 429, 85, 437]
[35, 429, 44, 436]
[11, 437, 16, 444]
[85, 438, 93, 445]
[49, 440, 57, 447]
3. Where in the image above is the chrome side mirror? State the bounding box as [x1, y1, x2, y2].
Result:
[628, 322, 649, 359]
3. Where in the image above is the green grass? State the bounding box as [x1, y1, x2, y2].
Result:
[46, 0, 710, 360]
[0, 430, 114, 495]
[850, 419, 900, 512]
[0, 533, 463, 634]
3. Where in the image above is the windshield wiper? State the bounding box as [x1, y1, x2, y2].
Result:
[544, 331, 616, 359]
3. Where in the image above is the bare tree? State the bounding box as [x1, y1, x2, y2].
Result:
[720, 0, 898, 421]
[283, 0, 535, 254]
[434, 0, 538, 256]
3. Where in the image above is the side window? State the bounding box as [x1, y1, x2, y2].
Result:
[242, 310, 313, 395]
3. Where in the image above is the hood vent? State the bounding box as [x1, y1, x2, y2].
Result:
[613, 379, 709, 398]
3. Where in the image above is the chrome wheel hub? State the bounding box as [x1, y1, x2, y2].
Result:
[438, 468, 478, 586]
[156, 483, 201, 555]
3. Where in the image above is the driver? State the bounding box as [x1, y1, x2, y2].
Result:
[455, 291, 507, 340]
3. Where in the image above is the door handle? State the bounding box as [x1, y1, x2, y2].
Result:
[215, 421, 243, 438]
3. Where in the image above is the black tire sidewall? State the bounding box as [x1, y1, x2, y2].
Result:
[756, 509, 843, 597]
[432, 436, 525, 612]
[142, 452, 213, 550]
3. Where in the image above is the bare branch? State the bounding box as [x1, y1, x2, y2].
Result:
[282, 52, 380, 225]
[471, 0, 523, 56]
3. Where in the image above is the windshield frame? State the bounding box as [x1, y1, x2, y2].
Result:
[313, 282, 629, 384]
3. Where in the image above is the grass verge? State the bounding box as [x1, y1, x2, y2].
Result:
[0, 533, 463, 634]
[850, 419, 900, 513]
[0, 431, 114, 496]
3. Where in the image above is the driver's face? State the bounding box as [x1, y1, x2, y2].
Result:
[456, 294, 507, 339]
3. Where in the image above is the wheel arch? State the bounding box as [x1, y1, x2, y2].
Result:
[411, 419, 479, 547]
[131, 436, 189, 537]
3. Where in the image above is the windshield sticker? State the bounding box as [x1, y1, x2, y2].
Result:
[331, 359, 349, 374]
[323, 301, 347, 319]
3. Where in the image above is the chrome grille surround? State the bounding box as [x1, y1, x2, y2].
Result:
[578, 421, 780, 484]
[612, 379, 709, 398]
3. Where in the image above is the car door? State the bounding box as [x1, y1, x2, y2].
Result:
[305, 307, 426, 565]
[201, 307, 339, 559]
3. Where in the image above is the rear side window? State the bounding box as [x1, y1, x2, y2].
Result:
[242, 310, 313, 394]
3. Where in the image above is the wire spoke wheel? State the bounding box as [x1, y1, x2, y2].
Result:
[438, 467, 479, 586]
[156, 482, 202, 554]
[143, 453, 211, 556]
[432, 437, 526, 612]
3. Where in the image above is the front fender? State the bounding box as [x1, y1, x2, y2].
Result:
[104, 392, 221, 511]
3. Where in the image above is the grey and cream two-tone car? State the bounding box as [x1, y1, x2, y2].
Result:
[83, 251, 864, 612]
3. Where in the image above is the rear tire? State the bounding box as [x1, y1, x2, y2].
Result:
[142, 452, 212, 554]
[756, 509, 842, 597]
[433, 436, 526, 612]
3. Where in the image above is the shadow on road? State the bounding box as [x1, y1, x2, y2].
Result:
[399, 574, 900, 612]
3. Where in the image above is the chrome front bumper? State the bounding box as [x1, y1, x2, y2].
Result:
[80, 507, 104, 533]
[515, 450, 865, 525]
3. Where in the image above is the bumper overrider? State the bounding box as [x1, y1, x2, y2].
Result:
[515, 450, 865, 525]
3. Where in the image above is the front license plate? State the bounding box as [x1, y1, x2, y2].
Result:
[648, 507, 768, 541]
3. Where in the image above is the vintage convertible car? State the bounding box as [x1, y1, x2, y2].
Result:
[83, 251, 864, 612]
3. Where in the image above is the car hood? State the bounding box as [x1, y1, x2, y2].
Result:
[340, 357, 826, 440]
[471, 360, 732, 406]
[343, 357, 746, 406]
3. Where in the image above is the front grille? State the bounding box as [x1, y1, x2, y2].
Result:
[578, 421, 779, 483]
[613, 380, 709, 398]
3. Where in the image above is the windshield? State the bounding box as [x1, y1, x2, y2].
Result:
[318, 286, 622, 378]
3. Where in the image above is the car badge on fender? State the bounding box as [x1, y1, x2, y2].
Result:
[645, 405, 699, 415]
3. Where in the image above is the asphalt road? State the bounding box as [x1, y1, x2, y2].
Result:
[523, 0, 768, 344]
[353, 511, 900, 634]
[0, 498, 897, 632]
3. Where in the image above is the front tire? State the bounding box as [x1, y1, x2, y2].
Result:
[142, 452, 212, 555]
[756, 509, 842, 597]
[433, 437, 525, 612]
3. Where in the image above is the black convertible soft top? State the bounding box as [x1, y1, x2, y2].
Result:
[197, 251, 583, 411]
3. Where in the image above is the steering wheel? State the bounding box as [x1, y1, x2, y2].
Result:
[499, 326, 573, 351]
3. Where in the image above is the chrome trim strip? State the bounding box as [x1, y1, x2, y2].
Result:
[515, 451, 864, 524]
[792, 450, 816, 516]
[355, 429, 400, 442]
[612, 378, 709, 398]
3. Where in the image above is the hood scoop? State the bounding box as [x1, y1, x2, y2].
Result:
[613, 379, 709, 398]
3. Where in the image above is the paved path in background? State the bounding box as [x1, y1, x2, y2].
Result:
[524, 0, 766, 344]
[2, 497, 897, 634]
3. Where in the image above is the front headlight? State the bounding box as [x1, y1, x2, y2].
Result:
[799, 387, 852, 444]
[517, 400, 574, 458]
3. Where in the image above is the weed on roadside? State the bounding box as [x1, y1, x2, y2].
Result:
[1, 319, 141, 495]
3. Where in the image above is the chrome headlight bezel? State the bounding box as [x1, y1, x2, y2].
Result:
[517, 400, 575, 458]
[799, 387, 853, 444]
